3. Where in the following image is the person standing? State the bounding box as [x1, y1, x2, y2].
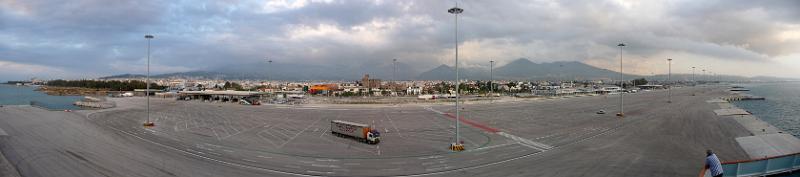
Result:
[706, 149, 724, 177]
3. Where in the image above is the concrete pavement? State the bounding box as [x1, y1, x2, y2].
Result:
[0, 86, 751, 176]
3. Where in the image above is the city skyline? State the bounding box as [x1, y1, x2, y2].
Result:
[1, 0, 799, 81]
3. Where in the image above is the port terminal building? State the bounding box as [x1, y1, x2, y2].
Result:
[178, 90, 268, 104]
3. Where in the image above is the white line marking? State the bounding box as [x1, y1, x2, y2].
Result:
[497, 132, 552, 151]
[305, 170, 333, 174]
[255, 130, 279, 147]
[418, 155, 443, 160]
[278, 117, 321, 148]
[466, 143, 514, 152]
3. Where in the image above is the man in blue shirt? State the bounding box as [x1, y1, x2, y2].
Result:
[706, 149, 724, 177]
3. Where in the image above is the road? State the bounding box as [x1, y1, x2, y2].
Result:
[0, 86, 750, 176]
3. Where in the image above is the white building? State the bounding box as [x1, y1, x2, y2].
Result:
[406, 86, 422, 95]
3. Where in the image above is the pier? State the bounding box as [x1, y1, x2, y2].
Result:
[701, 91, 800, 177]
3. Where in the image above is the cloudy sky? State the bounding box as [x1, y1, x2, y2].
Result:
[1, 0, 799, 81]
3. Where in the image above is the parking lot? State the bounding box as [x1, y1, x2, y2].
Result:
[0, 86, 752, 177]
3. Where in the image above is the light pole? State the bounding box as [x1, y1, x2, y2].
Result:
[702, 69, 706, 83]
[692, 66, 697, 86]
[448, 4, 464, 151]
[617, 43, 626, 117]
[266, 58, 272, 81]
[490, 60, 494, 98]
[667, 58, 672, 103]
[144, 34, 155, 127]
[712, 72, 716, 84]
[266, 58, 272, 93]
[393, 58, 397, 96]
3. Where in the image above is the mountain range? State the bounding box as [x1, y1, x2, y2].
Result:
[100, 58, 795, 81]
[416, 59, 639, 80]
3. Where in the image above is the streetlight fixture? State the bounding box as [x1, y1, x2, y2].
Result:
[692, 66, 697, 86]
[393, 58, 397, 96]
[711, 72, 716, 84]
[490, 60, 494, 98]
[448, 4, 465, 151]
[266, 58, 272, 92]
[616, 43, 626, 117]
[667, 58, 672, 103]
[702, 69, 706, 83]
[143, 34, 155, 127]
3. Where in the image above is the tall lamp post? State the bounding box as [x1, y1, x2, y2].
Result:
[711, 72, 716, 84]
[144, 34, 155, 127]
[692, 66, 697, 86]
[702, 69, 706, 83]
[268, 59, 273, 80]
[667, 58, 672, 103]
[266, 58, 272, 92]
[490, 60, 494, 98]
[393, 58, 397, 96]
[617, 43, 626, 117]
[448, 5, 465, 151]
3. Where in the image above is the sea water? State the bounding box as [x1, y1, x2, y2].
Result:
[732, 82, 800, 137]
[0, 84, 82, 110]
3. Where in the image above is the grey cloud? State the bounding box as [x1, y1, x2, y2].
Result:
[0, 0, 798, 80]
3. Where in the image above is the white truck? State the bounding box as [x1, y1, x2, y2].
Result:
[331, 120, 381, 144]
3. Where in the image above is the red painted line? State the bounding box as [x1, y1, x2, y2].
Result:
[441, 113, 500, 133]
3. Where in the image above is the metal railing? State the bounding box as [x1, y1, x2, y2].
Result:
[700, 152, 800, 177]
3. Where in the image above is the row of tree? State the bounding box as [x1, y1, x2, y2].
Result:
[219, 81, 245, 91]
[46, 80, 165, 91]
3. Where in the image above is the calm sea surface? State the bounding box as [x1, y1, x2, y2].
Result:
[0, 84, 82, 110]
[732, 82, 800, 137]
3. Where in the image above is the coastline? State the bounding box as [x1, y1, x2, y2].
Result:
[717, 90, 800, 159]
[716, 100, 782, 136]
[0, 85, 84, 110]
[699, 87, 800, 176]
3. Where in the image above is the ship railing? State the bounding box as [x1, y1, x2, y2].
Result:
[699, 152, 800, 177]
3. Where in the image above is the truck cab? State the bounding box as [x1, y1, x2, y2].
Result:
[367, 130, 381, 144]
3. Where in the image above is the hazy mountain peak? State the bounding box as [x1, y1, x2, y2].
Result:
[508, 58, 535, 65]
[434, 64, 452, 69]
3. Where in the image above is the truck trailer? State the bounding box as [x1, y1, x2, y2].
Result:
[331, 120, 380, 144]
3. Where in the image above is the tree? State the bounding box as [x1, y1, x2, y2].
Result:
[222, 81, 244, 91]
[632, 78, 648, 86]
[507, 82, 517, 88]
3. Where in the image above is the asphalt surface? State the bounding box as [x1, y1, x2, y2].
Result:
[0, 86, 750, 177]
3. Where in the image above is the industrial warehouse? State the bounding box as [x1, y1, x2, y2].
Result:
[177, 90, 267, 105]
